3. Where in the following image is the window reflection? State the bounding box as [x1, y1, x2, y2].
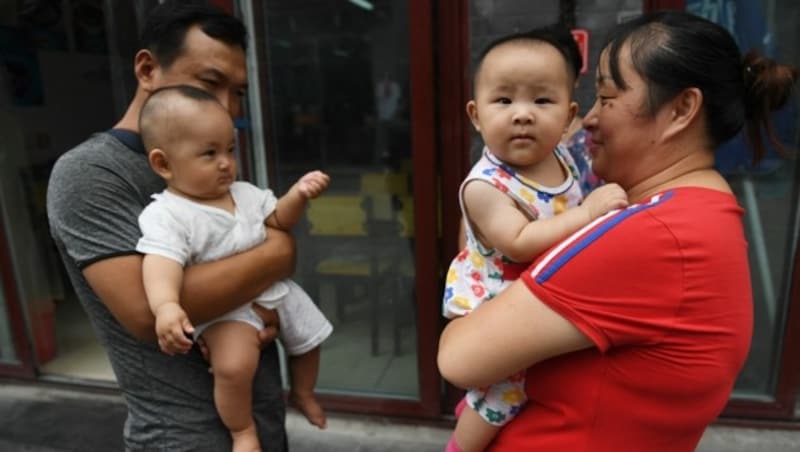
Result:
[685, 0, 800, 398]
[260, 0, 418, 398]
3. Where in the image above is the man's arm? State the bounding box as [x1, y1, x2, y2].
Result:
[83, 227, 294, 342]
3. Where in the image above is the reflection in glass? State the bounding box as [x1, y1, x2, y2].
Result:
[686, 0, 800, 398]
[0, 267, 17, 364]
[260, 1, 418, 398]
[0, 0, 123, 379]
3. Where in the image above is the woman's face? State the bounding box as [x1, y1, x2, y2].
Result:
[582, 44, 665, 189]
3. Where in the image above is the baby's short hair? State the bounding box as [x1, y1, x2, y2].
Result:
[139, 85, 223, 153]
[472, 24, 582, 94]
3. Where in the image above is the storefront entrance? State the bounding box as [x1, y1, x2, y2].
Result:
[1, 0, 799, 422]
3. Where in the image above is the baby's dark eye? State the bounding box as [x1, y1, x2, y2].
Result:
[535, 98, 552, 104]
[496, 97, 512, 105]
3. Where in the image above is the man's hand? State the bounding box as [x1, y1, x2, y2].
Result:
[252, 303, 280, 346]
[294, 170, 330, 199]
[154, 303, 194, 355]
[197, 303, 280, 371]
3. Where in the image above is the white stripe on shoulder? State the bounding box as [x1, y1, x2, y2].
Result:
[528, 208, 621, 279]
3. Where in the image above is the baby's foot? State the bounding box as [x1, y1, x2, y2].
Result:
[290, 390, 327, 429]
[231, 423, 261, 452]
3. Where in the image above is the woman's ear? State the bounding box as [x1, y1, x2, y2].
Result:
[663, 87, 703, 140]
[134, 49, 158, 93]
[148, 149, 172, 180]
[466, 100, 481, 132]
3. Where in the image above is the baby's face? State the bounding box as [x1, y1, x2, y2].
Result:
[165, 104, 237, 201]
[468, 41, 576, 170]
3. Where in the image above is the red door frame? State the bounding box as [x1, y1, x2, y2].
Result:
[436, 0, 472, 416]
[0, 200, 36, 379]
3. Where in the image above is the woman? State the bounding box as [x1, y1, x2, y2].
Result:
[438, 11, 798, 451]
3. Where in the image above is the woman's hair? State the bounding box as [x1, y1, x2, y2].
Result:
[603, 11, 798, 162]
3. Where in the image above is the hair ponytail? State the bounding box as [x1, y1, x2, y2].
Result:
[742, 50, 799, 162]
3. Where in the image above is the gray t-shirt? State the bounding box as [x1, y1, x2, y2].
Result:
[46, 131, 287, 452]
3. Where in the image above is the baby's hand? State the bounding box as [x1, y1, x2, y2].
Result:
[294, 170, 330, 199]
[154, 303, 194, 355]
[581, 183, 628, 220]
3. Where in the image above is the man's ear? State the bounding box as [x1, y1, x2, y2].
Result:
[134, 49, 159, 93]
[148, 149, 172, 180]
[662, 87, 703, 141]
[466, 100, 480, 132]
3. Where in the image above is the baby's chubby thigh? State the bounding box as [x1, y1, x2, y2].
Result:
[200, 308, 264, 383]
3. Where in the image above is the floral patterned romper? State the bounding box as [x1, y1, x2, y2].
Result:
[442, 146, 584, 426]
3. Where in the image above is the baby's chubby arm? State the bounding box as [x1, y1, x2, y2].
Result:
[266, 170, 330, 231]
[142, 254, 194, 355]
[463, 182, 628, 263]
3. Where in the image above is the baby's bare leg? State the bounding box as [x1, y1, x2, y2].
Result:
[288, 346, 326, 429]
[203, 321, 262, 452]
[452, 405, 500, 452]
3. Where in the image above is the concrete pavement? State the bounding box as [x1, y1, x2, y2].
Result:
[1, 382, 798, 451]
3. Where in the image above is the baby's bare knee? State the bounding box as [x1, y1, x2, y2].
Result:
[212, 354, 258, 383]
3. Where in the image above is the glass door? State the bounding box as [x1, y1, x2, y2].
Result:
[244, 0, 440, 416]
[682, 0, 800, 419]
[0, 204, 35, 378]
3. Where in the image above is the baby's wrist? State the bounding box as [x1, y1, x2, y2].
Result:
[154, 301, 181, 316]
[579, 203, 594, 222]
[288, 184, 308, 200]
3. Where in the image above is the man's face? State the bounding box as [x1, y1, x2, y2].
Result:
[150, 26, 248, 117]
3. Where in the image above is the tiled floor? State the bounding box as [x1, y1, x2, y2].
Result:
[40, 298, 113, 381]
[41, 282, 420, 399]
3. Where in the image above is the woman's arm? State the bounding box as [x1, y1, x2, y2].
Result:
[437, 280, 592, 389]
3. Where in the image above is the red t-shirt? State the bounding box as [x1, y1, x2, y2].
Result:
[492, 188, 753, 452]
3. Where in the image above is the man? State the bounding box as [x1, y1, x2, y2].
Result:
[46, 2, 290, 450]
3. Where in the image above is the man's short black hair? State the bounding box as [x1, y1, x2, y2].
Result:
[140, 0, 247, 69]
